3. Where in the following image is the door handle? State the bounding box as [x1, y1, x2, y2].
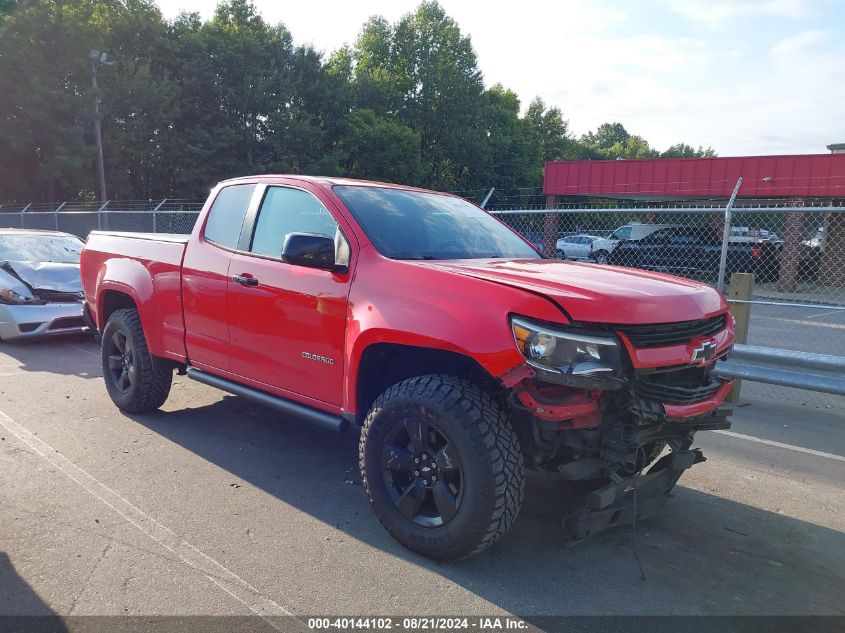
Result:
[232, 274, 259, 287]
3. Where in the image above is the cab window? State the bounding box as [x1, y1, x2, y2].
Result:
[250, 187, 348, 265]
[203, 184, 256, 249]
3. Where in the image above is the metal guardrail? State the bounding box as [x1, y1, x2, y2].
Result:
[716, 344, 845, 397]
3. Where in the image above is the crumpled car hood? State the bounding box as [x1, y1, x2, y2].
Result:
[426, 258, 727, 324]
[1, 260, 82, 293]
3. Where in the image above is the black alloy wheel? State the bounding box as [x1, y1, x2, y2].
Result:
[107, 329, 135, 394]
[101, 308, 172, 413]
[381, 415, 463, 527]
[360, 374, 525, 560]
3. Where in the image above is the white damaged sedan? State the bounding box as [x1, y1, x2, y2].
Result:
[0, 229, 87, 341]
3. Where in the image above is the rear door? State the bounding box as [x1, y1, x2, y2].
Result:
[226, 184, 353, 407]
[182, 183, 259, 371]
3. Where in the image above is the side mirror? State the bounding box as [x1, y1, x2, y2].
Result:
[281, 233, 344, 272]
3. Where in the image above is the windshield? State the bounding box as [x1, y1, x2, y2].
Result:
[0, 234, 83, 263]
[610, 226, 632, 241]
[333, 186, 540, 260]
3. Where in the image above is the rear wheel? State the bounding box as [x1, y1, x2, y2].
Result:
[101, 308, 172, 413]
[360, 375, 524, 560]
[592, 250, 610, 264]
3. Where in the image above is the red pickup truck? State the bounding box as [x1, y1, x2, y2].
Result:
[81, 175, 734, 560]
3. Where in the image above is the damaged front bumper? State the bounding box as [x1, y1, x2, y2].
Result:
[562, 448, 701, 541]
[561, 405, 732, 541]
[0, 302, 86, 341]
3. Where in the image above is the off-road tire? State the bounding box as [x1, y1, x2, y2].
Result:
[360, 374, 524, 560]
[101, 308, 172, 413]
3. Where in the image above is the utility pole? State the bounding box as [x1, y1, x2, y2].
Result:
[89, 50, 112, 203]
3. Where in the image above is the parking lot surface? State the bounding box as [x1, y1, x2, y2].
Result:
[1, 336, 843, 620]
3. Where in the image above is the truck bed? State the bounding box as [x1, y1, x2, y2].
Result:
[87, 231, 190, 244]
[81, 231, 190, 361]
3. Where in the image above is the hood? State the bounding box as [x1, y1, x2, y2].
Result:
[426, 259, 726, 325]
[0, 260, 82, 293]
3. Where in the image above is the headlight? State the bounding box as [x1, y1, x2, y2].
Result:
[0, 287, 41, 305]
[511, 316, 625, 389]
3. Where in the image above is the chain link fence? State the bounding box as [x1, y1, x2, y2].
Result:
[0, 199, 204, 237]
[490, 202, 844, 303]
[491, 202, 845, 409]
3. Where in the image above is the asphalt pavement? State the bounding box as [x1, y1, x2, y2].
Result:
[0, 335, 843, 622]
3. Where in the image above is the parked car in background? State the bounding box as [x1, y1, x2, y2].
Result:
[607, 226, 781, 282]
[589, 223, 678, 263]
[0, 229, 86, 341]
[554, 234, 601, 260]
[730, 226, 780, 243]
[798, 227, 825, 279]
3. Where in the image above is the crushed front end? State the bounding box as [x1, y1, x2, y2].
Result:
[502, 312, 734, 540]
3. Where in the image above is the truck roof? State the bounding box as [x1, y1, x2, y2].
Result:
[217, 174, 449, 196]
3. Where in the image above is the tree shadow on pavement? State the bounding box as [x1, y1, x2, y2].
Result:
[129, 395, 845, 618]
[0, 552, 67, 629]
[0, 334, 100, 379]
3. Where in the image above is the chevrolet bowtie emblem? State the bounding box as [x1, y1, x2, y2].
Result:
[691, 341, 717, 364]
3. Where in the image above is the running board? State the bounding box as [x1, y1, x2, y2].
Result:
[186, 367, 348, 433]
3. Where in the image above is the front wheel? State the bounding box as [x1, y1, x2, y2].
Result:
[101, 308, 172, 413]
[592, 249, 610, 264]
[360, 375, 525, 560]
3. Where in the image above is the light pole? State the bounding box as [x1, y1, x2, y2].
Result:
[89, 50, 112, 203]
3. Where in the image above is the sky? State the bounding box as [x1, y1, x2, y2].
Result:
[157, 0, 845, 157]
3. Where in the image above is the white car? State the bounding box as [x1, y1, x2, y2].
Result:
[730, 226, 780, 243]
[0, 229, 87, 341]
[589, 224, 678, 264]
[555, 234, 601, 260]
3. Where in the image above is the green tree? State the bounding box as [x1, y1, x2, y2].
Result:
[524, 97, 574, 163]
[353, 17, 401, 117]
[578, 123, 660, 160]
[0, 0, 720, 203]
[0, 0, 94, 200]
[267, 44, 351, 175]
[0, 0, 17, 22]
[95, 0, 180, 199]
[0, 0, 185, 200]
[605, 135, 658, 159]
[353, 1, 486, 189]
[582, 122, 630, 150]
[477, 85, 535, 191]
[661, 142, 717, 158]
[338, 108, 420, 183]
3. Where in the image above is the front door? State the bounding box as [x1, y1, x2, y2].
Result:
[227, 185, 352, 407]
